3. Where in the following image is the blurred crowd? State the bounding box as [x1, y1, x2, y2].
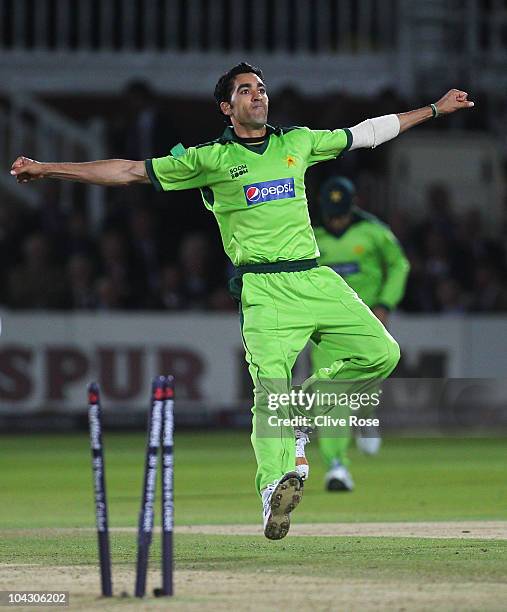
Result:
[393, 185, 507, 313]
[0, 201, 232, 311]
[1, 82, 506, 314]
[2, 181, 506, 314]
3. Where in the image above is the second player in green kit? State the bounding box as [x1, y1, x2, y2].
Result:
[10, 62, 474, 540]
[312, 177, 410, 491]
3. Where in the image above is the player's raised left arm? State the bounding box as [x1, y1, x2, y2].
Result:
[349, 89, 474, 150]
[397, 89, 474, 133]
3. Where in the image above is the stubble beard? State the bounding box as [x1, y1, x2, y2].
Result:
[248, 108, 268, 129]
[231, 104, 268, 131]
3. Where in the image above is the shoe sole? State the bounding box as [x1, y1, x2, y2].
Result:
[264, 472, 303, 540]
[326, 477, 353, 492]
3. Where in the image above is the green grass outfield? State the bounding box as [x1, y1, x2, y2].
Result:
[1, 433, 506, 610]
[2, 432, 506, 527]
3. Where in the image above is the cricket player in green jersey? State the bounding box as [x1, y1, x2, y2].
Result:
[312, 176, 410, 492]
[11, 62, 474, 540]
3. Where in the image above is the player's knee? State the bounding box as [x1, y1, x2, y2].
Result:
[368, 335, 400, 375]
[384, 336, 401, 374]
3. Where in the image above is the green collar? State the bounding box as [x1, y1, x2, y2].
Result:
[220, 124, 280, 155]
[220, 124, 280, 142]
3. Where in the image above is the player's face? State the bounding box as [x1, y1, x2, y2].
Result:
[325, 214, 353, 232]
[223, 73, 269, 128]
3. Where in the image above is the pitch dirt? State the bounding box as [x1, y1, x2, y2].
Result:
[6, 521, 506, 540]
[177, 520, 507, 539]
[2, 564, 507, 611]
[2, 524, 506, 610]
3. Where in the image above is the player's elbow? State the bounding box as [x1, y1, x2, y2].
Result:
[125, 160, 150, 185]
[349, 115, 400, 150]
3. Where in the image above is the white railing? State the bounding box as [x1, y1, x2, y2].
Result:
[0, 94, 105, 230]
[1, 0, 506, 60]
[1, 0, 506, 99]
[0, 0, 398, 54]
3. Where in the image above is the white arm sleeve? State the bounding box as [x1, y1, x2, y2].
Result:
[349, 114, 400, 150]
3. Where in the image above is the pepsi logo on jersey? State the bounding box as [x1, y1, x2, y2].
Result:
[243, 178, 295, 206]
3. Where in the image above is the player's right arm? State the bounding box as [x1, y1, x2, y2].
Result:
[146, 146, 209, 191]
[10, 156, 149, 186]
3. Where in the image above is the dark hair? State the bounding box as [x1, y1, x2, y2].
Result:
[214, 62, 265, 123]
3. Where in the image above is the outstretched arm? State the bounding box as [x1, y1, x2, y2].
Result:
[10, 157, 150, 186]
[349, 89, 474, 150]
[397, 89, 474, 132]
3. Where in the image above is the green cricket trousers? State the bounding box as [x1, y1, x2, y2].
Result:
[231, 259, 400, 495]
[311, 341, 355, 469]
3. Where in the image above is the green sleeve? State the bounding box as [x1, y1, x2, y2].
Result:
[145, 145, 208, 192]
[307, 128, 353, 166]
[375, 226, 410, 310]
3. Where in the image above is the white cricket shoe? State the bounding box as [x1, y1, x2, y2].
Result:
[295, 427, 311, 480]
[325, 460, 354, 492]
[262, 471, 304, 540]
[356, 426, 382, 455]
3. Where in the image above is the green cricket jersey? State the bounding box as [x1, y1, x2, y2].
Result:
[145, 124, 352, 266]
[314, 208, 410, 309]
